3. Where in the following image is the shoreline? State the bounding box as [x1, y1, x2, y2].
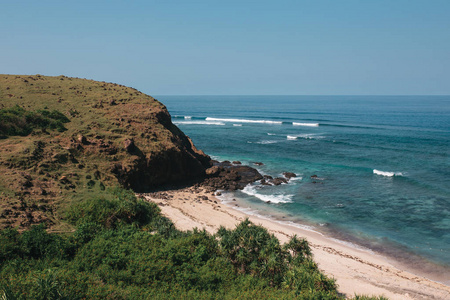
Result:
[141, 186, 450, 300]
[221, 191, 450, 287]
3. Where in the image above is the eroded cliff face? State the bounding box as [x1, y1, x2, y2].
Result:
[108, 104, 212, 191]
[0, 74, 211, 229]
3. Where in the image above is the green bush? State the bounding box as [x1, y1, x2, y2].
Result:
[0, 187, 386, 299]
[0, 228, 21, 263]
[0, 105, 70, 137]
[66, 188, 159, 229]
[216, 219, 338, 296]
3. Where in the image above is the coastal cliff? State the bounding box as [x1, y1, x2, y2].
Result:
[0, 74, 211, 229]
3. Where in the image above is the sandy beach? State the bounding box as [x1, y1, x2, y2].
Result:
[141, 186, 450, 300]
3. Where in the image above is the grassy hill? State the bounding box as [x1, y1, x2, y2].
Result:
[0, 74, 210, 231]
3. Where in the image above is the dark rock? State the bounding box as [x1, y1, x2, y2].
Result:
[263, 175, 273, 180]
[124, 139, 135, 153]
[77, 134, 89, 145]
[221, 160, 232, 166]
[228, 185, 237, 190]
[311, 175, 318, 178]
[224, 170, 240, 181]
[206, 166, 222, 176]
[271, 177, 288, 185]
[232, 161, 242, 165]
[283, 172, 297, 179]
[253, 162, 264, 166]
[203, 164, 263, 191]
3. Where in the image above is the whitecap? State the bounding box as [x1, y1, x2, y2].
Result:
[255, 140, 278, 144]
[288, 176, 303, 182]
[173, 121, 225, 126]
[267, 133, 276, 136]
[242, 185, 293, 203]
[299, 134, 315, 139]
[287, 135, 298, 140]
[293, 122, 319, 127]
[184, 116, 192, 119]
[233, 124, 242, 127]
[206, 117, 282, 124]
[373, 169, 403, 177]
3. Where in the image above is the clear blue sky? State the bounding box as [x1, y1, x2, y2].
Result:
[1, 0, 449, 95]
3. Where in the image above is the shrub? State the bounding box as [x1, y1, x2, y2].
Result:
[66, 188, 160, 229]
[0, 228, 21, 263]
[0, 105, 69, 137]
[19, 224, 72, 260]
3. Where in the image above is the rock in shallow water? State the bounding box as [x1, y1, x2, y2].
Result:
[283, 172, 296, 179]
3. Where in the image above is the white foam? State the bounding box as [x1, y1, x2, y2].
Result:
[267, 133, 276, 136]
[173, 121, 225, 126]
[287, 134, 323, 140]
[293, 122, 319, 127]
[233, 124, 242, 127]
[184, 116, 192, 119]
[373, 169, 404, 177]
[206, 117, 282, 124]
[242, 185, 293, 203]
[255, 140, 278, 144]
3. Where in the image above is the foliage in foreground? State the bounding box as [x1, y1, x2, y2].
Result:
[0, 188, 385, 299]
[0, 105, 69, 137]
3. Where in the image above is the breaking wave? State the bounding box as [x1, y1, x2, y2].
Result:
[373, 169, 404, 177]
[242, 185, 293, 203]
[174, 121, 225, 126]
[293, 122, 319, 127]
[206, 117, 282, 124]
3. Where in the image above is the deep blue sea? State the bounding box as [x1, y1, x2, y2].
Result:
[157, 95, 450, 281]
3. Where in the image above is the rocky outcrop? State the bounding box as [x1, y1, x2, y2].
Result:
[283, 172, 297, 179]
[203, 161, 263, 190]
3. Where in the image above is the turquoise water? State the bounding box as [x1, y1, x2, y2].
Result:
[157, 95, 450, 279]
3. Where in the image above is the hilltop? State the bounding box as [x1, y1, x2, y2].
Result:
[0, 74, 211, 230]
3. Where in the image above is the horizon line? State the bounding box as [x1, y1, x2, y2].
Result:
[153, 94, 450, 97]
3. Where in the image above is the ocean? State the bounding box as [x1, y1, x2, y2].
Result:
[157, 95, 450, 282]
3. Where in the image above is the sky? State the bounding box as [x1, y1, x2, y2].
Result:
[1, 0, 449, 95]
